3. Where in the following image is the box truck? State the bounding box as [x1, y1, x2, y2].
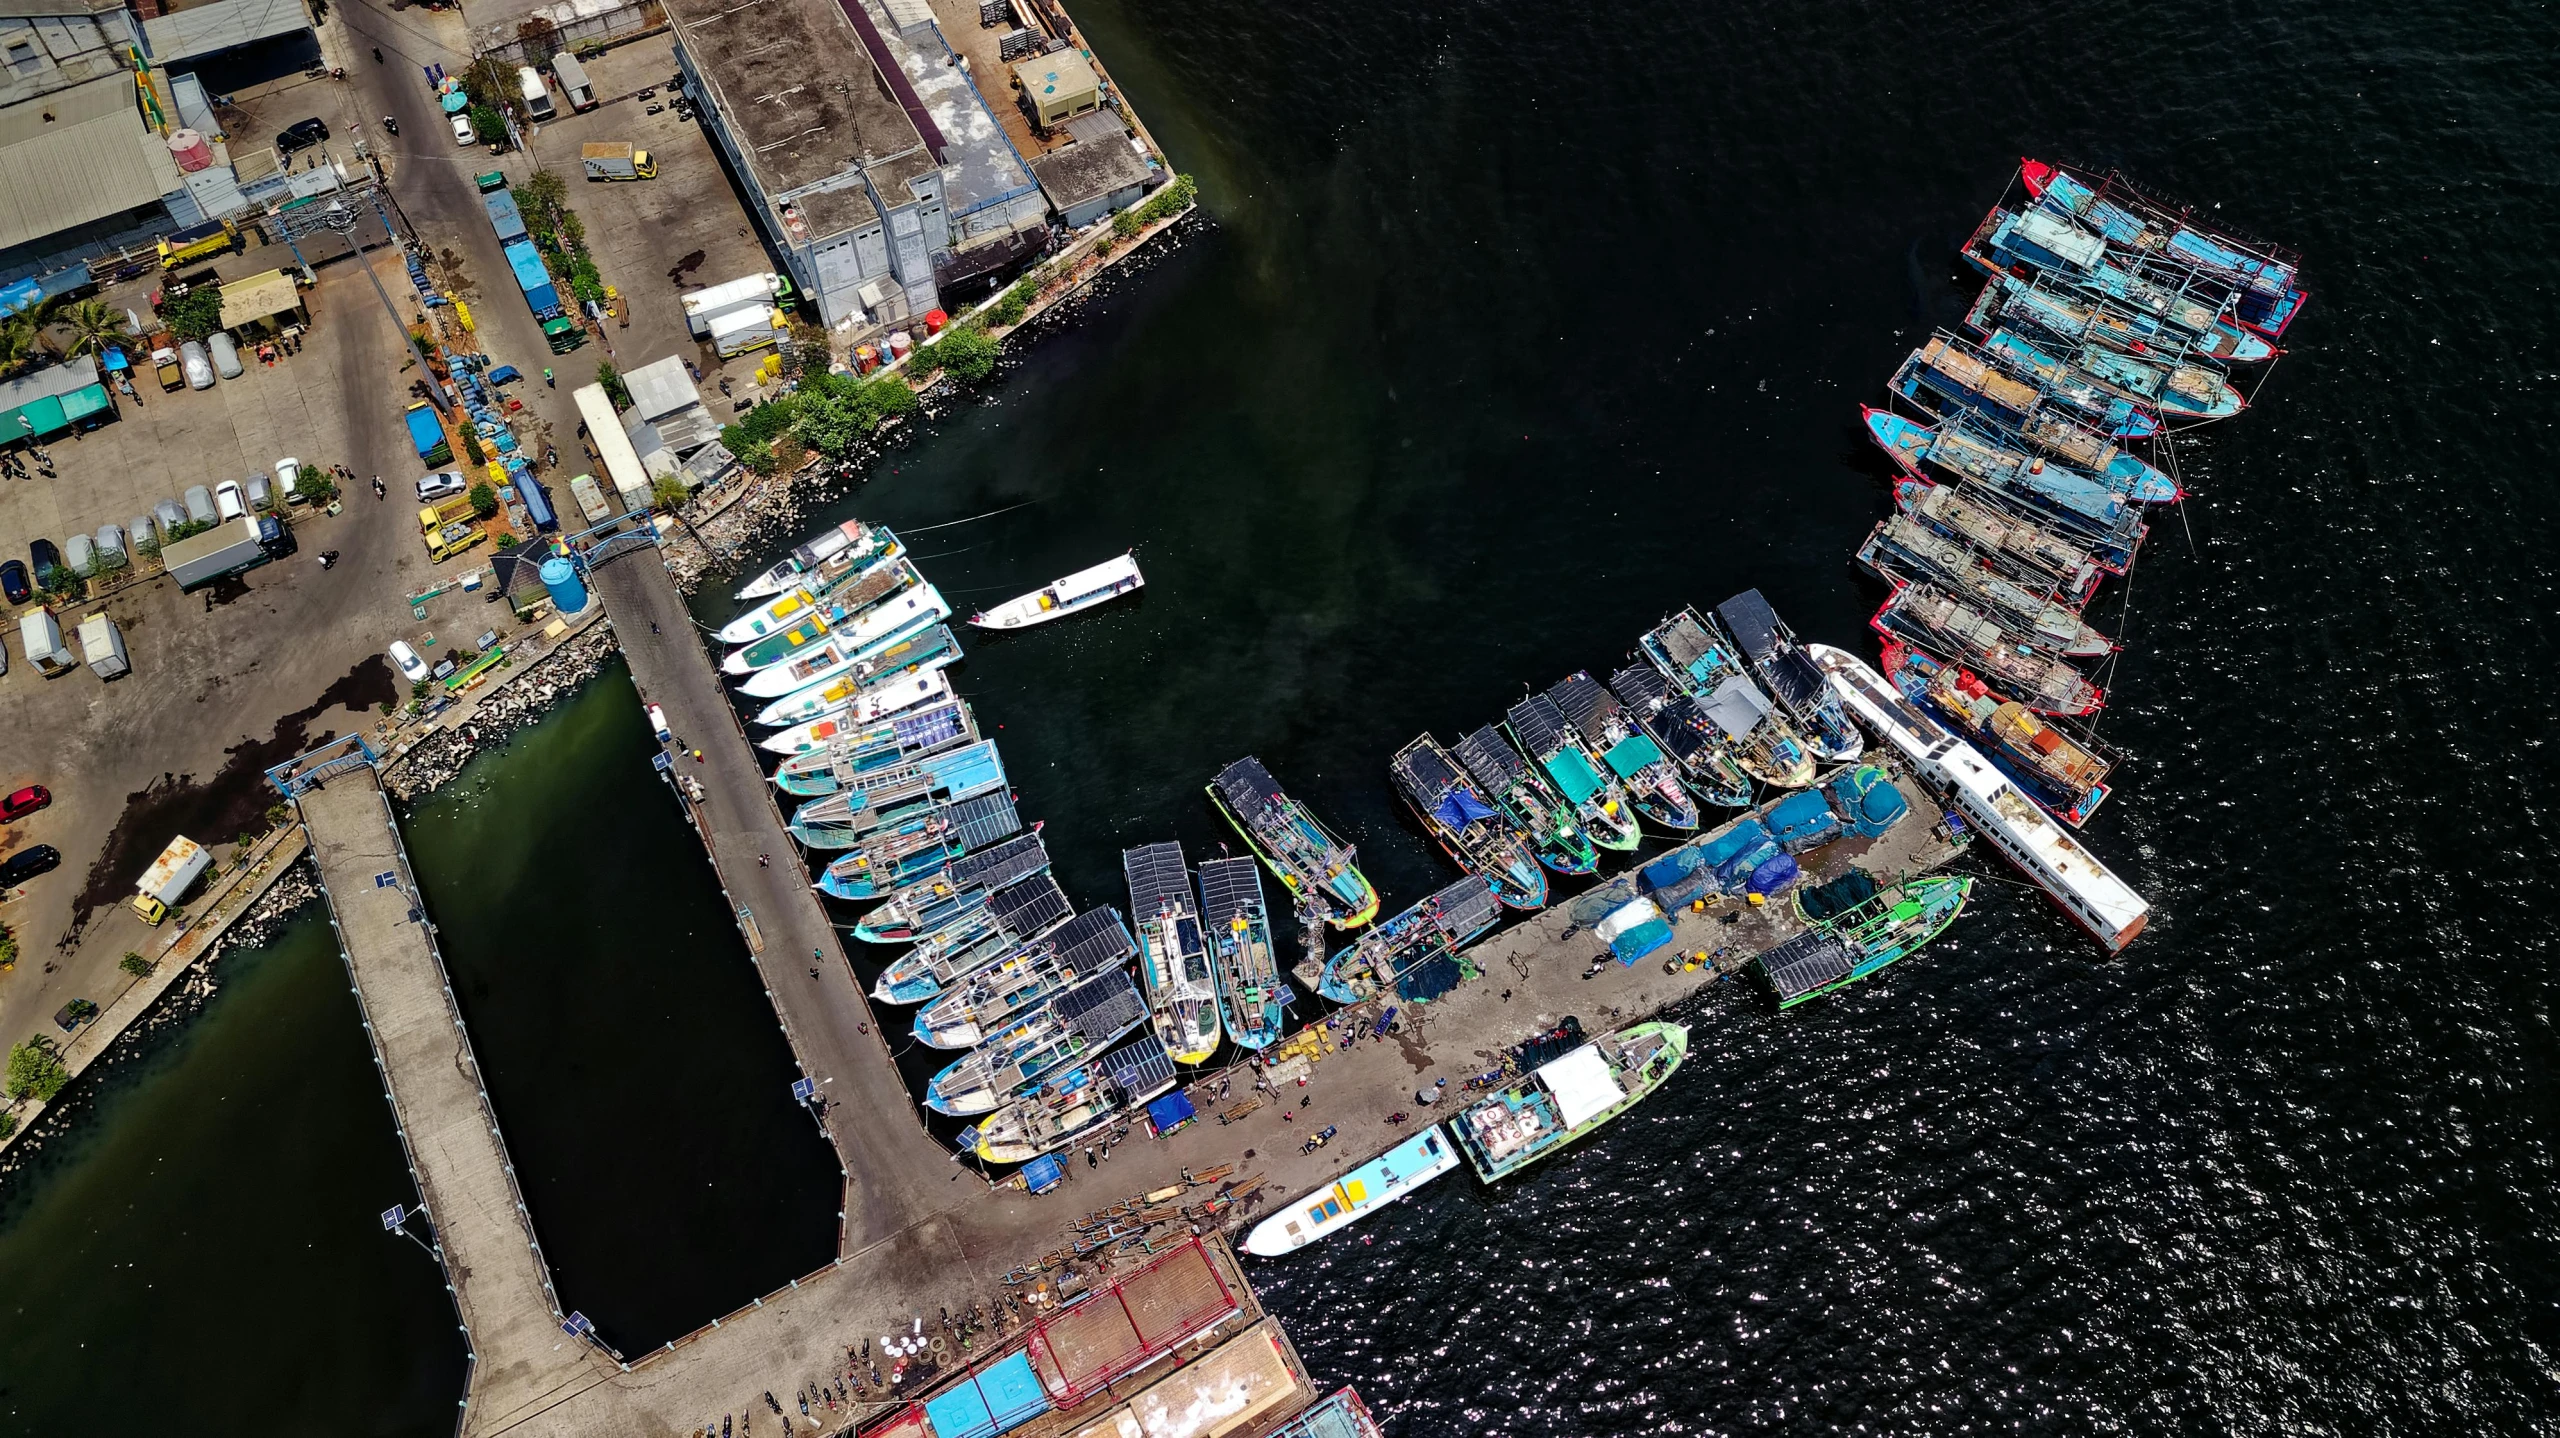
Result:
[133, 836, 211, 924]
[76, 611, 128, 679]
[18, 611, 76, 677]
[580, 142, 655, 181]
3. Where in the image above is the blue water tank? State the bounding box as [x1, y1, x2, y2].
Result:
[539, 555, 588, 615]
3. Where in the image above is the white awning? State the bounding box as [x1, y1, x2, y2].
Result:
[1537, 1045, 1624, 1130]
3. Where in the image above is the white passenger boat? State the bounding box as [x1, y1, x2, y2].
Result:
[968, 553, 1143, 630]
[755, 669, 952, 742]
[1243, 1125, 1462, 1257]
[733, 520, 895, 602]
[738, 584, 950, 699]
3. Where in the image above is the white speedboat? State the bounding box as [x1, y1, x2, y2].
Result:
[755, 668, 952, 739]
[968, 553, 1142, 630]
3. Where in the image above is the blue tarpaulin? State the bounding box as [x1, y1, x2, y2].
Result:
[1825, 766, 1908, 837]
[1021, 1154, 1064, 1194]
[1746, 853, 1800, 895]
[1765, 790, 1843, 853]
[1432, 788, 1497, 829]
[1146, 1091, 1196, 1134]
[922, 1352, 1050, 1438]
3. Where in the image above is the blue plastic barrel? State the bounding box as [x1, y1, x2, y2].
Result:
[539, 555, 588, 615]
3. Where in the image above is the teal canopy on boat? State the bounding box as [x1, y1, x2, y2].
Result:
[1601, 734, 1665, 780]
[1542, 748, 1602, 804]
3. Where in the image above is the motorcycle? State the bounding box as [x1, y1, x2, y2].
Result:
[382, 115, 398, 135]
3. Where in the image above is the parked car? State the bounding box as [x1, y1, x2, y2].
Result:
[389, 640, 429, 684]
[214, 480, 246, 520]
[244, 473, 271, 510]
[28, 538, 61, 583]
[1, 785, 49, 823]
[451, 112, 478, 146]
[276, 457, 303, 502]
[180, 340, 214, 390]
[183, 485, 216, 523]
[0, 559, 27, 604]
[276, 117, 330, 154]
[416, 470, 468, 501]
[207, 330, 243, 378]
[0, 844, 61, 887]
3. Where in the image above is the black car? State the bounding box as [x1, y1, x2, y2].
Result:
[0, 844, 60, 887]
[0, 558, 27, 604]
[275, 117, 330, 154]
[28, 538, 60, 585]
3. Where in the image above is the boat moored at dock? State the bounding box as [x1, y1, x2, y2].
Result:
[1197, 855, 1287, 1051]
[2019, 158, 2307, 338]
[814, 789, 1025, 900]
[1639, 607, 1818, 789]
[1451, 723, 1602, 875]
[969, 552, 1144, 630]
[1881, 641, 2113, 827]
[1857, 516, 2114, 657]
[1207, 757, 1380, 929]
[1860, 407, 2146, 571]
[871, 872, 1073, 1005]
[1124, 841, 1222, 1066]
[1448, 1021, 1689, 1182]
[737, 583, 952, 698]
[751, 629, 960, 735]
[914, 907, 1138, 1049]
[1545, 672, 1701, 831]
[773, 699, 976, 797]
[1895, 478, 2109, 596]
[786, 741, 1009, 849]
[851, 832, 1052, 943]
[968, 1033, 1181, 1164]
[1389, 735, 1548, 910]
[722, 558, 920, 672]
[733, 519, 897, 601]
[1892, 332, 2181, 501]
[1755, 871, 1973, 1008]
[1502, 692, 1643, 851]
[1602, 665, 1755, 810]
[924, 970, 1149, 1116]
[1714, 589, 1867, 763]
[1243, 1125, 1463, 1257]
[1315, 874, 1501, 1005]
[1872, 581, 2104, 716]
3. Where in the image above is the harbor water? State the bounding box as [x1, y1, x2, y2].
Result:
[7, 0, 2560, 1429]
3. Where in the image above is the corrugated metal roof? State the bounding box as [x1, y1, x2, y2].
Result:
[141, 0, 310, 63]
[0, 74, 181, 251]
[621, 354, 700, 422]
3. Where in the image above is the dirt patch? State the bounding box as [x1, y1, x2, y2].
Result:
[57, 657, 397, 952]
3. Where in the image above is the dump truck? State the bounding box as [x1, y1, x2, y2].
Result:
[406, 402, 453, 465]
[419, 494, 478, 534]
[580, 142, 655, 181]
[156, 219, 239, 270]
[133, 835, 211, 924]
[162, 514, 293, 590]
[76, 611, 128, 679]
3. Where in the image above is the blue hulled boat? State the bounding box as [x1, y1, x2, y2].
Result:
[1316, 875, 1502, 1005]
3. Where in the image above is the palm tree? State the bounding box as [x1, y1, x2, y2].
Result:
[0, 315, 41, 378]
[50, 299, 126, 358]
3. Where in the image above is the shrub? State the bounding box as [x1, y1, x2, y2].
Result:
[0, 1112, 16, 1139]
[468, 482, 500, 520]
[652, 474, 689, 510]
[120, 952, 154, 978]
[1132, 173, 1198, 226]
[292, 467, 339, 504]
[463, 429, 487, 465]
[596, 361, 630, 408]
[927, 324, 999, 383]
[468, 104, 506, 150]
[0, 926, 15, 970]
[495, 533, 518, 551]
[5, 1036, 69, 1102]
[1112, 209, 1141, 240]
[134, 533, 161, 561]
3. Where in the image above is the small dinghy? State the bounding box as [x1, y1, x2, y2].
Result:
[968, 553, 1143, 630]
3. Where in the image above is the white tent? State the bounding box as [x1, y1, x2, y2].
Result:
[1536, 1045, 1625, 1131]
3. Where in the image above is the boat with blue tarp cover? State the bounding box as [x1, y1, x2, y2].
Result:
[787, 740, 1008, 848]
[722, 558, 921, 672]
[1207, 757, 1380, 928]
[850, 831, 1050, 943]
[1861, 408, 2146, 570]
[2020, 158, 2306, 338]
[1604, 665, 1755, 809]
[1124, 841, 1222, 1065]
[1449, 1021, 1689, 1182]
[1757, 871, 1974, 1008]
[752, 627, 961, 734]
[1881, 641, 2114, 827]
[814, 790, 1024, 900]
[1316, 874, 1501, 1005]
[1873, 580, 2105, 716]
[1244, 1125, 1463, 1256]
[773, 698, 976, 797]
[1857, 515, 2114, 656]
[1546, 672, 1701, 831]
[916, 907, 1138, 1049]
[968, 1031, 1180, 1162]
[1638, 607, 1817, 789]
[1892, 333, 2178, 500]
[1502, 692, 1642, 850]
[1451, 723, 1602, 874]
[1896, 479, 2110, 597]
[1713, 589, 1867, 763]
[871, 872, 1074, 1004]
[924, 969, 1149, 1115]
[1196, 856, 1288, 1051]
[1389, 735, 1549, 909]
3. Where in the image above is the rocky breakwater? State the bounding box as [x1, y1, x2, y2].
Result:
[383, 623, 623, 802]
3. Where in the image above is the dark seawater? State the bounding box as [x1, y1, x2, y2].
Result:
[5, 0, 2560, 1429]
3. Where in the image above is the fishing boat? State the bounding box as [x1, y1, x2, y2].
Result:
[773, 700, 976, 798]
[722, 560, 920, 672]
[1123, 842, 1221, 1065]
[1860, 407, 2146, 570]
[1756, 872, 1974, 1009]
[1450, 724, 1601, 875]
[2020, 159, 2306, 338]
[1388, 736, 1548, 910]
[969, 552, 1144, 630]
[752, 629, 960, 736]
[871, 872, 1073, 1004]
[1971, 326, 2163, 440]
[1713, 590, 1866, 763]
[1501, 693, 1643, 850]
[916, 908, 1138, 1049]
[1316, 874, 1501, 1005]
[1243, 1125, 1463, 1256]
[1603, 665, 1755, 809]
[1967, 268, 2275, 368]
[1197, 856, 1287, 1051]
[1545, 673, 1701, 831]
[733, 519, 898, 602]
[925, 971, 1150, 1116]
[1896, 479, 2108, 599]
[1857, 516, 2114, 656]
[1872, 581, 2104, 716]
[1967, 209, 2257, 351]
[1206, 758, 1380, 928]
[968, 1033, 1179, 1164]
[787, 741, 1008, 849]
[1447, 1021, 1689, 1183]
[717, 530, 907, 642]
[1880, 641, 2113, 826]
[813, 790, 1024, 901]
[1892, 334, 2179, 500]
[736, 584, 950, 697]
[1637, 608, 1818, 789]
[852, 832, 1052, 944]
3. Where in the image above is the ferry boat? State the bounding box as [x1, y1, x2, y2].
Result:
[1451, 723, 1603, 874]
[871, 872, 1073, 1005]
[1895, 478, 2111, 596]
[1860, 407, 2146, 571]
[1197, 856, 1287, 1051]
[1546, 672, 1701, 831]
[924, 970, 1148, 1116]
[717, 532, 907, 643]
[1872, 581, 2104, 716]
[733, 519, 898, 602]
[1756, 871, 1973, 1009]
[1388, 735, 1549, 910]
[1207, 757, 1380, 928]
[851, 831, 1051, 944]
[1448, 1021, 1689, 1183]
[736, 583, 950, 697]
[913, 907, 1137, 1049]
[969, 552, 1143, 630]
[1892, 333, 2181, 500]
[1638, 607, 1818, 789]
[1714, 589, 1867, 763]
[1811, 642, 2148, 951]
[813, 790, 1024, 901]
[1123, 842, 1221, 1065]
[723, 560, 920, 672]
[773, 699, 976, 797]
[1601, 666, 1754, 809]
[752, 629, 960, 735]
[2019, 159, 2306, 339]
[1502, 693, 1642, 851]
[1881, 642, 2113, 827]
[1315, 874, 1501, 1005]
[968, 1033, 1180, 1164]
[1243, 1125, 1462, 1257]
[1857, 517, 2114, 657]
[786, 742, 1008, 849]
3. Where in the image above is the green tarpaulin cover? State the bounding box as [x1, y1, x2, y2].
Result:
[1542, 747, 1602, 804]
[1602, 733, 1665, 780]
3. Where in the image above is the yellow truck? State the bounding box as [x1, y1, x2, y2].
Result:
[133, 835, 211, 925]
[156, 219, 239, 270]
[580, 142, 655, 181]
[426, 518, 487, 563]
[419, 494, 477, 534]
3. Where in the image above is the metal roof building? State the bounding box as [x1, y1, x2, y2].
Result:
[0, 73, 182, 252]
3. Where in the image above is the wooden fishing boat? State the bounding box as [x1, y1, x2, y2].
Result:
[1196, 856, 1286, 1051]
[2020, 158, 2306, 338]
[1861, 407, 2146, 571]
[787, 741, 1008, 848]
[969, 553, 1143, 630]
[1713, 590, 1866, 763]
[872, 873, 1073, 1005]
[1893, 333, 2178, 500]
[773, 698, 976, 797]
[1206, 757, 1379, 928]
[1316, 874, 1501, 1005]
[916, 908, 1138, 1050]
[1388, 735, 1548, 910]
[718, 528, 907, 640]
[1871, 581, 2104, 716]
[1450, 724, 1601, 875]
[1857, 516, 2114, 656]
[968, 1033, 1179, 1164]
[1603, 665, 1755, 809]
[812, 790, 1024, 901]
[1757, 872, 1974, 1009]
[1545, 673, 1700, 831]
[1123, 841, 1221, 1065]
[1880, 641, 2113, 826]
[851, 832, 1051, 943]
[1967, 268, 2273, 368]
[1448, 1021, 1689, 1182]
[722, 559, 920, 672]
[1972, 326, 2163, 439]
[926, 971, 1150, 1116]
[1502, 693, 1643, 849]
[1638, 607, 1817, 789]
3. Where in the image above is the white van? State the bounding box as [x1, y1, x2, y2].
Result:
[550, 51, 597, 112]
[517, 65, 555, 121]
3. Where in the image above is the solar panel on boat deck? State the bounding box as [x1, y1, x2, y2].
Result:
[1454, 724, 1528, 790]
[988, 873, 1071, 935]
[1055, 970, 1146, 1040]
[1194, 856, 1267, 926]
[1211, 757, 1283, 814]
[1608, 663, 1669, 709]
[1392, 740, 1463, 804]
[1505, 694, 1574, 758]
[952, 832, 1049, 890]
[1767, 648, 1827, 710]
[1714, 589, 1784, 664]
[945, 792, 1023, 853]
[893, 700, 972, 751]
[1045, 907, 1138, 971]
[1757, 931, 1858, 1002]
[1121, 841, 1194, 922]
[1104, 1033, 1178, 1100]
[1546, 672, 1621, 738]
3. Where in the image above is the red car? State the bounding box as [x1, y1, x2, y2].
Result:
[1, 785, 50, 823]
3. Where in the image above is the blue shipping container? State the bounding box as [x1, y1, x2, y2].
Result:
[484, 191, 527, 243]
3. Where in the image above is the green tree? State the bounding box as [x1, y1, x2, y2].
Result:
[1112, 209, 1141, 240]
[0, 925, 16, 970]
[468, 481, 500, 519]
[652, 474, 690, 510]
[463, 429, 487, 465]
[0, 315, 42, 377]
[5, 1036, 69, 1103]
[467, 104, 506, 151]
[292, 467, 339, 504]
[1133, 173, 1198, 225]
[36, 564, 79, 601]
[160, 285, 226, 341]
[925, 325, 999, 383]
[596, 361, 629, 408]
[410, 678, 433, 703]
[50, 299, 126, 357]
[120, 952, 154, 978]
[516, 168, 569, 230]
